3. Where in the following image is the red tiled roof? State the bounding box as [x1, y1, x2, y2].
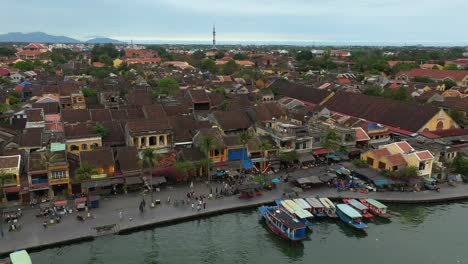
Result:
[416, 151, 434, 161]
[372, 148, 391, 157]
[17, 50, 42, 56]
[24, 43, 47, 49]
[353, 127, 370, 141]
[387, 61, 415, 68]
[235, 60, 255, 66]
[431, 128, 468, 137]
[388, 83, 400, 89]
[312, 148, 329, 155]
[338, 78, 351, 84]
[396, 142, 413, 153]
[0, 68, 9, 76]
[125, 58, 161, 64]
[397, 69, 468, 82]
[92, 62, 106, 67]
[386, 153, 407, 166]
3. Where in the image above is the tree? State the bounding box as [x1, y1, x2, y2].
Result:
[214, 51, 225, 59]
[192, 50, 206, 60]
[322, 131, 340, 154]
[11, 61, 34, 71]
[172, 160, 196, 181]
[443, 64, 458, 70]
[75, 162, 98, 182]
[157, 77, 180, 95]
[201, 59, 216, 72]
[280, 150, 299, 164]
[396, 166, 419, 180]
[0, 172, 15, 202]
[140, 148, 160, 202]
[452, 155, 468, 175]
[82, 88, 97, 97]
[363, 85, 384, 96]
[91, 44, 119, 61]
[233, 53, 248, 60]
[93, 124, 109, 139]
[443, 79, 457, 89]
[0, 47, 16, 57]
[296, 50, 313, 61]
[352, 159, 368, 168]
[198, 134, 220, 181]
[219, 60, 239, 75]
[413, 76, 435, 83]
[383, 87, 412, 101]
[448, 108, 465, 127]
[239, 130, 253, 175]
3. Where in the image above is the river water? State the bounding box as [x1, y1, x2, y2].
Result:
[31, 202, 468, 264]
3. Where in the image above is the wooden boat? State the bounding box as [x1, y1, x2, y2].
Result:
[343, 198, 374, 219]
[336, 204, 368, 230]
[9, 250, 32, 264]
[305, 197, 327, 218]
[319, 197, 338, 218]
[258, 206, 307, 242]
[275, 199, 314, 229]
[293, 198, 312, 212]
[359, 198, 391, 219]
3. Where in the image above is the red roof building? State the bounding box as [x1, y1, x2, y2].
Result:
[125, 58, 161, 64]
[0, 68, 10, 76]
[396, 69, 468, 86]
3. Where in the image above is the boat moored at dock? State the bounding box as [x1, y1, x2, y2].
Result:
[336, 204, 368, 230]
[275, 199, 314, 229]
[343, 199, 374, 219]
[305, 197, 327, 218]
[359, 198, 392, 219]
[319, 197, 338, 218]
[258, 206, 307, 242]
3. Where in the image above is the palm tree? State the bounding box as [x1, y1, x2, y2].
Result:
[139, 148, 160, 202]
[238, 130, 253, 184]
[322, 130, 340, 165]
[258, 140, 273, 172]
[0, 172, 15, 203]
[198, 134, 219, 181]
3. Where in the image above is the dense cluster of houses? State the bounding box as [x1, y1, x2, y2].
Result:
[0, 43, 466, 204]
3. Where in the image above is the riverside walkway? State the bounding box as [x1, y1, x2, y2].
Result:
[1, 179, 468, 256]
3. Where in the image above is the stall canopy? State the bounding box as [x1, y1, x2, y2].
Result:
[319, 173, 336, 183]
[242, 158, 253, 169]
[298, 154, 315, 163]
[149, 176, 167, 185]
[4, 186, 21, 193]
[228, 149, 247, 161]
[125, 176, 143, 185]
[296, 176, 322, 185]
[312, 148, 329, 155]
[54, 200, 67, 207]
[81, 178, 124, 188]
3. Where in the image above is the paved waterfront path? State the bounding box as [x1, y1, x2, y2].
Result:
[1, 179, 468, 256]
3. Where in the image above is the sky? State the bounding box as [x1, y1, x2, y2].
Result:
[2, 0, 468, 45]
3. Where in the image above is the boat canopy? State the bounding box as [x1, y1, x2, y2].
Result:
[337, 204, 362, 218]
[319, 197, 336, 209]
[281, 200, 313, 219]
[10, 250, 32, 264]
[366, 199, 387, 209]
[305, 197, 324, 208]
[347, 199, 368, 210]
[293, 198, 312, 210]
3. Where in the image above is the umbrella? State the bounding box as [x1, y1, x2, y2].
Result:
[271, 178, 281, 183]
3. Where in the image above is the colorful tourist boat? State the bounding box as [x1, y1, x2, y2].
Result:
[336, 204, 368, 230]
[343, 198, 374, 219]
[359, 198, 392, 219]
[258, 206, 307, 242]
[305, 197, 327, 218]
[275, 199, 314, 229]
[293, 198, 312, 212]
[319, 197, 338, 218]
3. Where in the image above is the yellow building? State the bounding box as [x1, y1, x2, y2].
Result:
[0, 155, 21, 201]
[47, 144, 71, 197]
[419, 109, 459, 132]
[64, 123, 103, 154]
[113, 58, 123, 68]
[125, 120, 174, 154]
[361, 141, 434, 177]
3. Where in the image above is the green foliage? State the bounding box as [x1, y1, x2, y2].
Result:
[192, 50, 206, 60]
[0, 76, 13, 87]
[147, 46, 173, 60]
[201, 59, 216, 72]
[296, 50, 313, 61]
[88, 66, 113, 79]
[49, 48, 79, 64]
[214, 51, 225, 59]
[12, 61, 34, 71]
[233, 53, 248, 60]
[198, 134, 220, 180]
[172, 160, 196, 178]
[322, 130, 340, 153]
[93, 124, 109, 139]
[75, 162, 98, 182]
[443, 79, 457, 89]
[219, 60, 239, 75]
[9, 95, 20, 105]
[382, 88, 412, 101]
[452, 155, 468, 175]
[280, 150, 299, 163]
[98, 54, 113, 66]
[391, 63, 419, 74]
[443, 64, 458, 70]
[219, 100, 230, 111]
[140, 148, 160, 170]
[153, 77, 180, 95]
[352, 159, 368, 168]
[396, 166, 419, 180]
[91, 44, 119, 62]
[448, 108, 465, 126]
[363, 85, 384, 96]
[413, 76, 435, 83]
[82, 88, 97, 97]
[0, 47, 16, 57]
[0, 104, 9, 113]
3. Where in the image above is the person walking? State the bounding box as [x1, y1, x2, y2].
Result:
[119, 211, 123, 221]
[191, 203, 195, 210]
[203, 201, 206, 210]
[141, 198, 146, 208]
[197, 204, 201, 211]
[43, 220, 47, 229]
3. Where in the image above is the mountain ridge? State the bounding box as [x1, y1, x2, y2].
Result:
[0, 32, 123, 44]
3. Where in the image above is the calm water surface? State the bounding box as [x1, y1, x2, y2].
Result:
[31, 202, 468, 264]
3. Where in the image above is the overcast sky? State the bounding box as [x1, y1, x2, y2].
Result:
[2, 0, 467, 44]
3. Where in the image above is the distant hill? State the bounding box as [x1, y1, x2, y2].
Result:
[85, 37, 124, 44]
[0, 32, 79, 43]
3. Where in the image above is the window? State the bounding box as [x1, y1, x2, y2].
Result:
[91, 143, 99, 149]
[81, 144, 87, 150]
[70, 145, 79, 151]
[52, 170, 67, 179]
[378, 162, 386, 170]
[313, 137, 321, 143]
[367, 157, 374, 166]
[419, 162, 426, 170]
[392, 166, 398, 171]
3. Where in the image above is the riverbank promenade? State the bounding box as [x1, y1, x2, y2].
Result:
[2, 178, 468, 256]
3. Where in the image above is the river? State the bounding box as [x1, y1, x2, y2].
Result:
[30, 202, 468, 264]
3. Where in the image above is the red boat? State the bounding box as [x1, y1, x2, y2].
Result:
[359, 198, 392, 219]
[342, 198, 374, 219]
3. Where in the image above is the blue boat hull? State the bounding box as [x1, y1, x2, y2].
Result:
[258, 206, 307, 241]
[336, 208, 368, 230]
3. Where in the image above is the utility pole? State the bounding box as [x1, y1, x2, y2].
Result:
[212, 24, 217, 50]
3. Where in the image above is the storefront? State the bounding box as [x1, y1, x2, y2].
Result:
[4, 186, 20, 201]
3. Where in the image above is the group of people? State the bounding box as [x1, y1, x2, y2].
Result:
[4, 208, 22, 232]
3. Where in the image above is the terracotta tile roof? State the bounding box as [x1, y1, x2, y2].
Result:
[26, 108, 44, 122]
[168, 115, 198, 143]
[372, 148, 391, 157]
[213, 110, 252, 131]
[101, 121, 125, 145]
[0, 68, 9, 76]
[126, 120, 172, 134]
[19, 132, 42, 148]
[62, 109, 91, 123]
[270, 79, 332, 106]
[92, 62, 106, 68]
[80, 148, 114, 167]
[115, 146, 139, 173]
[24, 43, 47, 50]
[416, 150, 434, 161]
[338, 78, 351, 84]
[353, 127, 370, 141]
[64, 122, 98, 139]
[125, 58, 160, 64]
[431, 128, 468, 137]
[188, 89, 210, 103]
[90, 109, 112, 122]
[31, 102, 60, 115]
[396, 141, 414, 153]
[397, 69, 468, 82]
[386, 153, 407, 166]
[323, 92, 440, 133]
[17, 50, 42, 56]
[142, 104, 166, 119]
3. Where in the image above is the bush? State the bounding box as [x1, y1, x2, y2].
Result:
[352, 159, 368, 168]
